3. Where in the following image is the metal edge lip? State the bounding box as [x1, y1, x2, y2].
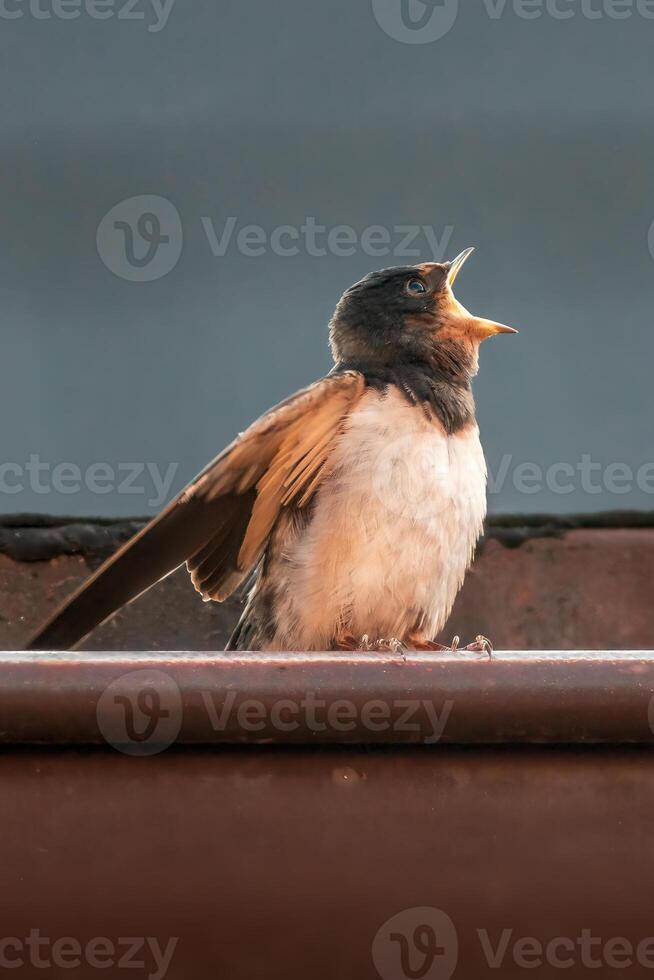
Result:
[2, 650, 654, 664]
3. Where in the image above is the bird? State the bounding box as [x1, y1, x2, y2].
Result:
[26, 248, 517, 653]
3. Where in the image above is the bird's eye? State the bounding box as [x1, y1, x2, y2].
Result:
[406, 279, 426, 295]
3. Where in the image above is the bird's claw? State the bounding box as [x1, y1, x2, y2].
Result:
[336, 634, 408, 659]
[360, 636, 408, 660]
[338, 633, 490, 663]
[377, 637, 407, 657]
[454, 634, 493, 659]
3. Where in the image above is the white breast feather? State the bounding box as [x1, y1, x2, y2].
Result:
[272, 387, 487, 649]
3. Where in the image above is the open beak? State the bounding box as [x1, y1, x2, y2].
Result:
[447, 247, 476, 286]
[447, 247, 519, 337]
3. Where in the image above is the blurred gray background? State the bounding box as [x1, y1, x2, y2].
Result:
[2, 0, 653, 518]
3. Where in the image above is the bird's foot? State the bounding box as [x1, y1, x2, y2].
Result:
[371, 636, 404, 653]
[409, 632, 493, 659]
[450, 634, 493, 660]
[334, 633, 404, 654]
[334, 634, 408, 659]
[371, 637, 407, 662]
[370, 637, 407, 661]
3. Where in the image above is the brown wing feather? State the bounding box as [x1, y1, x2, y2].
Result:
[190, 370, 364, 598]
[25, 371, 364, 650]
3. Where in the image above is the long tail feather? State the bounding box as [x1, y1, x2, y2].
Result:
[25, 494, 229, 650]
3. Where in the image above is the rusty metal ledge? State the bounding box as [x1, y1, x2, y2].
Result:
[0, 651, 653, 747]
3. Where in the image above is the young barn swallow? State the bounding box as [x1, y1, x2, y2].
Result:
[26, 248, 517, 653]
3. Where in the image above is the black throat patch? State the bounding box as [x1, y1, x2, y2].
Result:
[332, 360, 476, 435]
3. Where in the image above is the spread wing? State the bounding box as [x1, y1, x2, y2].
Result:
[26, 370, 364, 650]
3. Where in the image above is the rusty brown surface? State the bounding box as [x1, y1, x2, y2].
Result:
[1, 745, 654, 978]
[0, 552, 242, 651]
[1, 527, 653, 650]
[452, 529, 654, 650]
